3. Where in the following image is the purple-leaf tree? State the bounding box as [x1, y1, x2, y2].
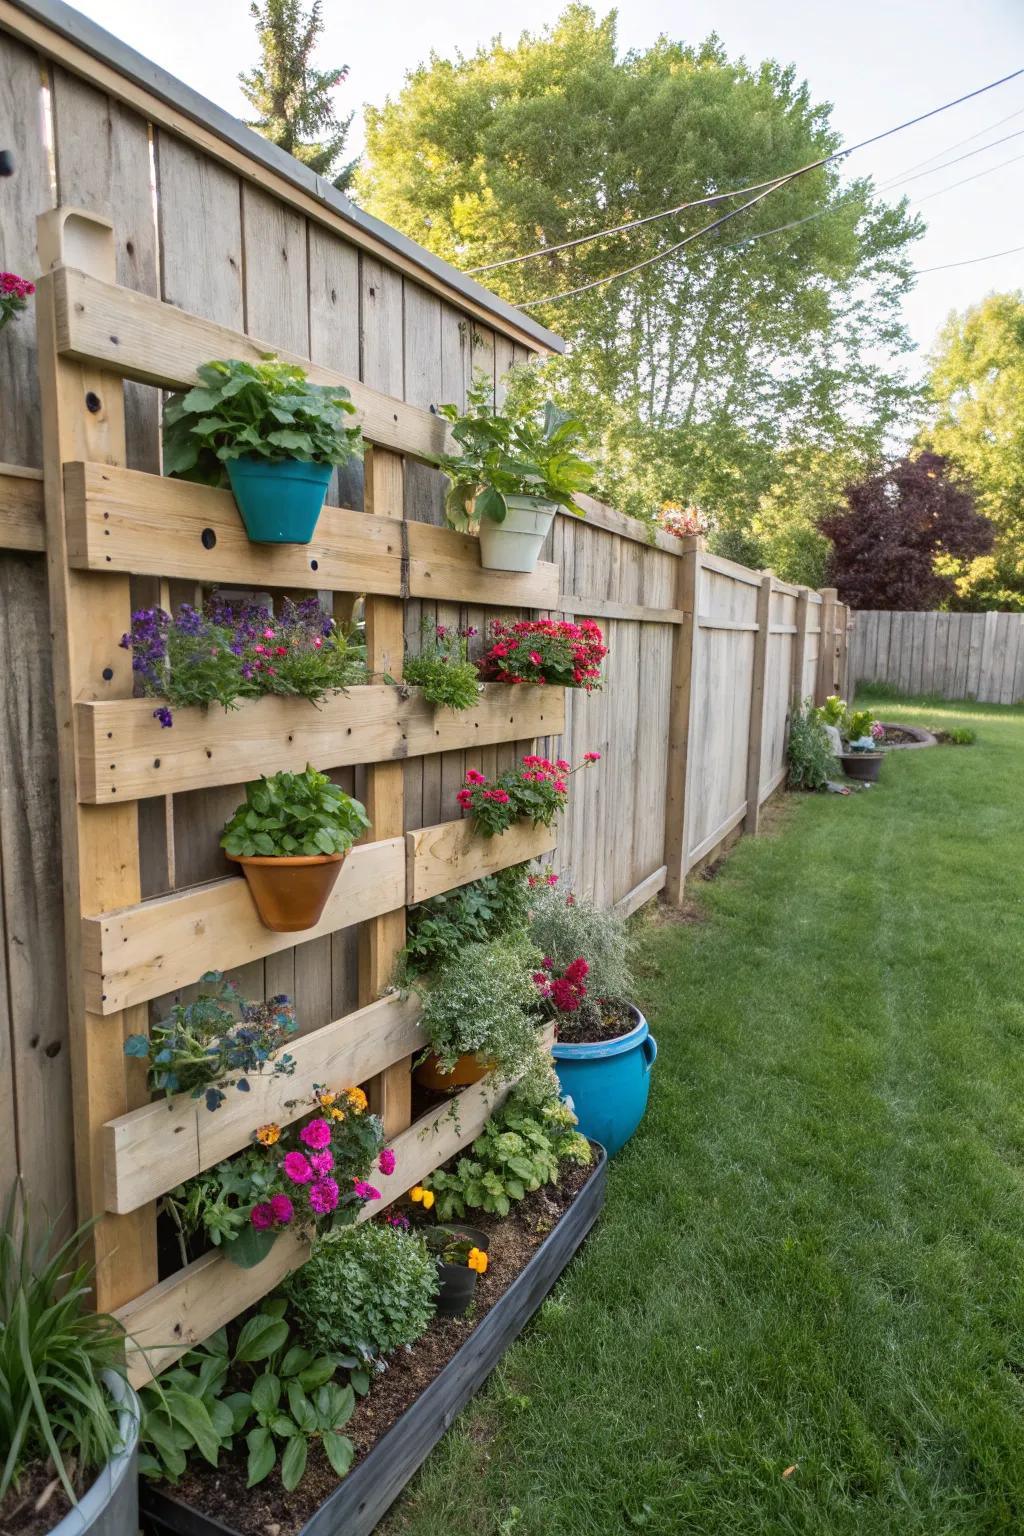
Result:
[819, 452, 994, 610]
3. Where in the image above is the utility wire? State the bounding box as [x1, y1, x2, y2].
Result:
[471, 67, 1023, 276]
[913, 241, 1024, 273]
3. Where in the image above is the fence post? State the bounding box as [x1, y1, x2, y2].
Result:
[836, 602, 851, 698]
[815, 586, 838, 703]
[662, 538, 702, 905]
[359, 446, 411, 1138]
[744, 573, 774, 834]
[791, 587, 811, 706]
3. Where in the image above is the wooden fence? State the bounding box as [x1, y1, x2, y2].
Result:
[0, 0, 848, 1380]
[851, 610, 1024, 705]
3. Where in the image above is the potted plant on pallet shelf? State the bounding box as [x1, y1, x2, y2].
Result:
[429, 374, 594, 573]
[221, 764, 370, 931]
[0, 1190, 140, 1536]
[817, 696, 886, 783]
[528, 876, 657, 1156]
[163, 356, 363, 544]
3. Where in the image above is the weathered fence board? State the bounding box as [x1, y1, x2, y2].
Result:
[851, 610, 1024, 704]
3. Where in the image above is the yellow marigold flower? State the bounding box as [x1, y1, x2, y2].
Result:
[318, 1090, 337, 1107]
[328, 1107, 346, 1121]
[410, 1185, 425, 1203]
[255, 1123, 281, 1146]
[467, 1247, 488, 1273]
[421, 1190, 435, 1210]
[346, 1086, 369, 1112]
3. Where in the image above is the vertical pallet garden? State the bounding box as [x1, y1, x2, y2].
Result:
[35, 209, 568, 1386]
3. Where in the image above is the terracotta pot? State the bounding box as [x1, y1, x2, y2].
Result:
[228, 851, 346, 932]
[414, 1051, 491, 1092]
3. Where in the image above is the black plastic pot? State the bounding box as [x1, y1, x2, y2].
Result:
[841, 751, 883, 783]
[140, 1146, 607, 1536]
[434, 1224, 490, 1318]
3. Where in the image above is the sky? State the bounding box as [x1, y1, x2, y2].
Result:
[73, 0, 1024, 361]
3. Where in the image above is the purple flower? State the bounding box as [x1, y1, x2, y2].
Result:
[308, 1177, 339, 1214]
[387, 1212, 410, 1231]
[269, 1193, 294, 1225]
[299, 1117, 332, 1150]
[250, 1202, 274, 1231]
[152, 706, 173, 728]
[283, 1151, 313, 1185]
[309, 1149, 334, 1175]
[352, 1180, 381, 1202]
[378, 1147, 396, 1176]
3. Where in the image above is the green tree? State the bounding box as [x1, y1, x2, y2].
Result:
[357, 6, 922, 570]
[240, 0, 357, 191]
[920, 292, 1024, 610]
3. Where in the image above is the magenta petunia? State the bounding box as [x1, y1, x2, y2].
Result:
[283, 1150, 313, 1184]
[269, 1193, 294, 1225]
[378, 1147, 396, 1176]
[308, 1176, 339, 1214]
[309, 1149, 334, 1175]
[353, 1179, 381, 1202]
[250, 1202, 274, 1231]
[299, 1117, 332, 1150]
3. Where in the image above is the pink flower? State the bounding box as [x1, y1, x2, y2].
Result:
[378, 1147, 396, 1176]
[254, 644, 267, 655]
[546, 873, 559, 885]
[250, 1202, 274, 1230]
[556, 759, 570, 772]
[584, 751, 601, 763]
[309, 1150, 334, 1175]
[456, 788, 473, 809]
[262, 628, 275, 640]
[312, 636, 323, 648]
[270, 1193, 294, 1225]
[300, 1117, 332, 1150]
[308, 1177, 339, 1214]
[353, 1179, 381, 1202]
[528, 651, 543, 665]
[283, 1151, 313, 1185]
[465, 769, 486, 785]
[483, 788, 510, 804]
[553, 779, 567, 793]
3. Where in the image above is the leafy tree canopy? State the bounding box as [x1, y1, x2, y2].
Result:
[357, 5, 922, 571]
[919, 291, 1024, 611]
[820, 451, 994, 610]
[241, 0, 357, 191]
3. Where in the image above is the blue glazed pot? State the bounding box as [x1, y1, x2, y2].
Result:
[225, 456, 333, 544]
[552, 1004, 657, 1157]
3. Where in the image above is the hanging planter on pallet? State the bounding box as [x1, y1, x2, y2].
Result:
[225, 456, 334, 544]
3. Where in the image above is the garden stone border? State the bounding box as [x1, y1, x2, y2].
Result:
[880, 723, 937, 750]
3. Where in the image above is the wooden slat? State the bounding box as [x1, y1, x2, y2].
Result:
[698, 552, 764, 586]
[571, 494, 681, 556]
[698, 616, 759, 632]
[613, 864, 667, 918]
[115, 1052, 550, 1385]
[76, 683, 566, 803]
[663, 544, 700, 905]
[744, 575, 773, 835]
[556, 592, 687, 624]
[0, 464, 45, 552]
[407, 816, 557, 904]
[64, 461, 402, 590]
[687, 802, 747, 869]
[52, 266, 453, 462]
[102, 991, 424, 1213]
[408, 519, 558, 608]
[82, 835, 407, 1015]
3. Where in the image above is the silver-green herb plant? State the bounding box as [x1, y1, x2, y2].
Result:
[526, 881, 635, 1002]
[419, 935, 545, 1080]
[284, 1224, 438, 1361]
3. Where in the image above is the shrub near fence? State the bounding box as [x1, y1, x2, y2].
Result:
[0, 0, 849, 1381]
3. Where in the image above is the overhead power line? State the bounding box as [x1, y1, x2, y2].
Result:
[470, 67, 1023, 278]
[913, 241, 1024, 273]
[513, 68, 1024, 308]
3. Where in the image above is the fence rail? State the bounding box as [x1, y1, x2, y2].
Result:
[851, 610, 1024, 705]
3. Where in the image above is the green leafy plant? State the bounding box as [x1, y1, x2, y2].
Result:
[0, 1188, 125, 1506]
[787, 700, 839, 791]
[817, 695, 848, 728]
[845, 707, 876, 742]
[285, 1223, 438, 1361]
[403, 621, 482, 711]
[397, 865, 531, 982]
[138, 1300, 368, 1489]
[163, 357, 362, 486]
[124, 972, 296, 1111]
[221, 765, 370, 858]
[457, 751, 600, 838]
[429, 373, 594, 532]
[424, 1079, 591, 1220]
[419, 936, 545, 1080]
[945, 725, 977, 745]
[526, 879, 634, 1002]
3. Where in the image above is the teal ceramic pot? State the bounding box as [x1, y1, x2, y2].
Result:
[225, 456, 333, 544]
[552, 1005, 657, 1156]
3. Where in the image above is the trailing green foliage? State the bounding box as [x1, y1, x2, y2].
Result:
[403, 622, 482, 711]
[526, 882, 634, 1002]
[429, 374, 593, 532]
[0, 1189, 124, 1504]
[419, 936, 545, 1080]
[124, 972, 296, 1111]
[284, 1224, 438, 1360]
[787, 700, 838, 791]
[221, 765, 370, 858]
[423, 1079, 591, 1220]
[163, 357, 362, 486]
[138, 1300, 368, 1490]
[398, 866, 531, 982]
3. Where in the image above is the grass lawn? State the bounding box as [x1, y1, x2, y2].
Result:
[384, 695, 1024, 1536]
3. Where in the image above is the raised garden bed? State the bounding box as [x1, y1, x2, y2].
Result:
[877, 723, 937, 750]
[140, 1148, 607, 1536]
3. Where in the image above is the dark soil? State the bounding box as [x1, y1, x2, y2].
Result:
[879, 725, 920, 745]
[1, 1460, 75, 1536]
[555, 998, 635, 1045]
[163, 1159, 594, 1536]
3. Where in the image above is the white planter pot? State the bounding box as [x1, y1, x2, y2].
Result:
[478, 495, 557, 573]
[50, 1371, 140, 1536]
